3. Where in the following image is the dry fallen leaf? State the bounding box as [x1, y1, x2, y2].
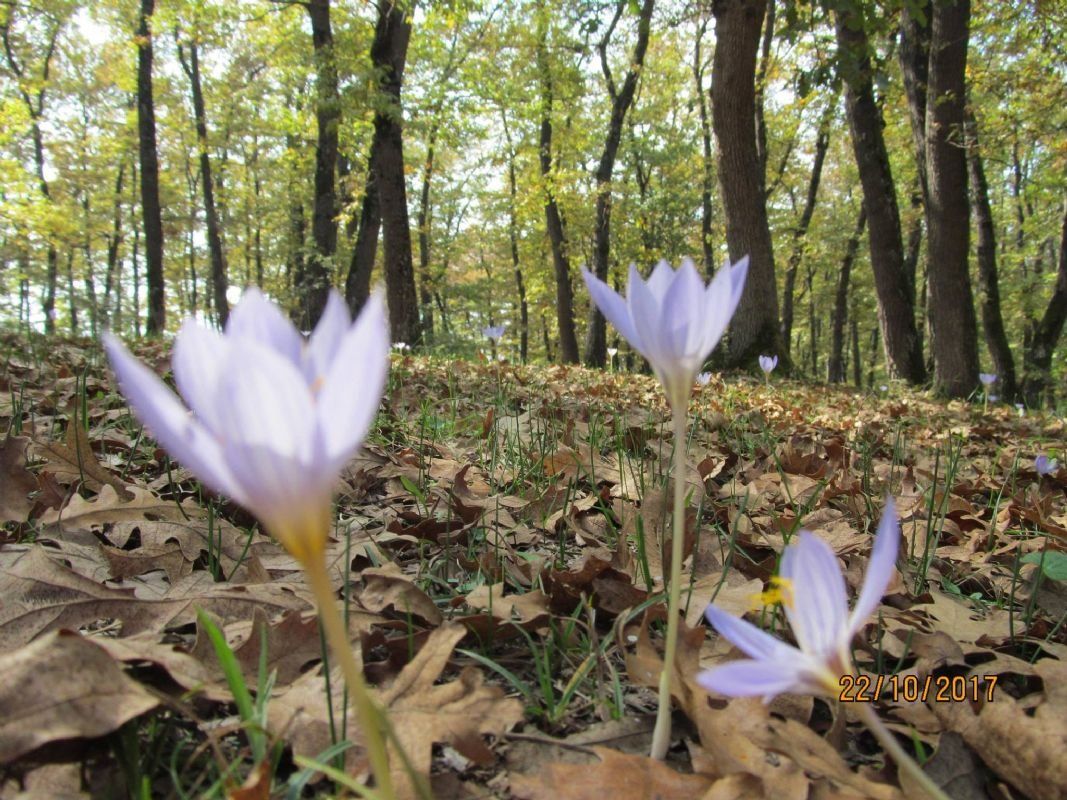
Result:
[0, 630, 158, 763]
[0, 435, 38, 522]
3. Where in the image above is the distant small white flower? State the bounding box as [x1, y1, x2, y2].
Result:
[879, 385, 888, 392]
[483, 325, 506, 342]
[392, 341, 410, 352]
[696, 372, 713, 387]
[1036, 454, 1058, 476]
[988, 394, 999, 404]
[607, 347, 619, 358]
[1016, 403, 1025, 417]
[758, 354, 778, 379]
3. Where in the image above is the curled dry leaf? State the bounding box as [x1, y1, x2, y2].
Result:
[0, 435, 37, 522]
[931, 658, 1067, 800]
[0, 630, 158, 763]
[360, 562, 444, 625]
[30, 413, 133, 500]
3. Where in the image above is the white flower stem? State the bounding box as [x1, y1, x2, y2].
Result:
[303, 554, 396, 798]
[853, 701, 952, 800]
[650, 400, 688, 760]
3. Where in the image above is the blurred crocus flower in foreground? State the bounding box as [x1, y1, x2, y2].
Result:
[581, 257, 748, 409]
[758, 354, 778, 381]
[483, 325, 506, 342]
[104, 289, 389, 563]
[700, 497, 899, 700]
[1036, 454, 1058, 476]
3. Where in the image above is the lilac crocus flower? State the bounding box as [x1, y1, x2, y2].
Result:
[758, 354, 778, 377]
[581, 257, 748, 409]
[104, 289, 389, 563]
[607, 347, 619, 358]
[483, 325, 506, 342]
[696, 372, 712, 386]
[1036, 454, 1059, 476]
[979, 373, 997, 387]
[699, 498, 899, 700]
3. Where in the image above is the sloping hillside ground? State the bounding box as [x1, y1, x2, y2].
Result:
[2, 331, 1066, 799]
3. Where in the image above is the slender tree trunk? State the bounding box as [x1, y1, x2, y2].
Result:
[1021, 201, 1067, 406]
[371, 0, 420, 345]
[924, 0, 978, 397]
[781, 98, 833, 354]
[416, 126, 437, 338]
[850, 314, 862, 387]
[966, 109, 1017, 401]
[835, 4, 925, 384]
[753, 0, 775, 178]
[346, 144, 380, 316]
[177, 38, 229, 326]
[712, 0, 783, 366]
[899, 0, 931, 204]
[828, 206, 867, 383]
[81, 193, 98, 337]
[537, 5, 579, 363]
[295, 0, 339, 329]
[583, 0, 655, 367]
[137, 0, 165, 335]
[502, 110, 529, 363]
[693, 15, 716, 277]
[103, 162, 125, 329]
[65, 249, 77, 335]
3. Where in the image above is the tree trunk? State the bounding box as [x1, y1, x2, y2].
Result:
[828, 206, 867, 383]
[966, 109, 1017, 401]
[502, 110, 529, 363]
[693, 14, 716, 277]
[537, 6, 579, 364]
[781, 98, 833, 355]
[835, 4, 925, 384]
[583, 0, 655, 367]
[850, 314, 862, 387]
[346, 144, 380, 316]
[753, 0, 775, 178]
[103, 162, 125, 328]
[416, 126, 437, 338]
[296, 0, 339, 329]
[711, 0, 783, 366]
[924, 0, 978, 397]
[137, 0, 165, 335]
[371, 0, 421, 345]
[1021, 201, 1067, 406]
[899, 0, 931, 204]
[177, 37, 229, 327]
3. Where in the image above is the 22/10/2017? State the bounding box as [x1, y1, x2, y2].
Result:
[839, 673, 999, 703]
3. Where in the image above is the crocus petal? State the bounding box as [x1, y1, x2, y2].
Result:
[644, 260, 676, 302]
[225, 287, 303, 365]
[103, 334, 245, 505]
[705, 605, 796, 661]
[171, 320, 228, 432]
[780, 532, 849, 659]
[304, 290, 351, 384]
[696, 659, 807, 699]
[581, 267, 642, 352]
[317, 292, 390, 465]
[847, 498, 900, 636]
[222, 439, 332, 533]
[214, 339, 317, 463]
[661, 258, 704, 363]
[628, 263, 671, 373]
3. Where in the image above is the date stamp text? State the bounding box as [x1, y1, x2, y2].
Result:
[839, 674, 999, 703]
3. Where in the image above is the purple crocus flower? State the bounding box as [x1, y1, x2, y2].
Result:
[979, 373, 997, 387]
[696, 371, 712, 386]
[104, 289, 390, 563]
[581, 257, 748, 409]
[1036, 454, 1059, 476]
[699, 497, 899, 701]
[758, 354, 778, 377]
[483, 325, 506, 342]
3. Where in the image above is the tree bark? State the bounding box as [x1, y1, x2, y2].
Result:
[371, 0, 420, 345]
[502, 110, 529, 363]
[828, 206, 867, 383]
[103, 162, 125, 329]
[177, 37, 229, 327]
[137, 0, 166, 335]
[583, 0, 655, 367]
[537, 5, 579, 364]
[346, 144, 380, 316]
[711, 0, 784, 366]
[416, 127, 437, 337]
[899, 0, 931, 204]
[966, 110, 1017, 402]
[753, 0, 775, 178]
[835, 4, 925, 384]
[781, 98, 833, 354]
[693, 14, 716, 277]
[296, 0, 339, 329]
[924, 0, 979, 397]
[1021, 201, 1067, 406]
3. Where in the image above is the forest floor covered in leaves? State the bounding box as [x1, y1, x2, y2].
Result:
[2, 331, 1066, 800]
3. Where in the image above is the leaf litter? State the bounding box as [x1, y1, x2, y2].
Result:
[1, 332, 1066, 798]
